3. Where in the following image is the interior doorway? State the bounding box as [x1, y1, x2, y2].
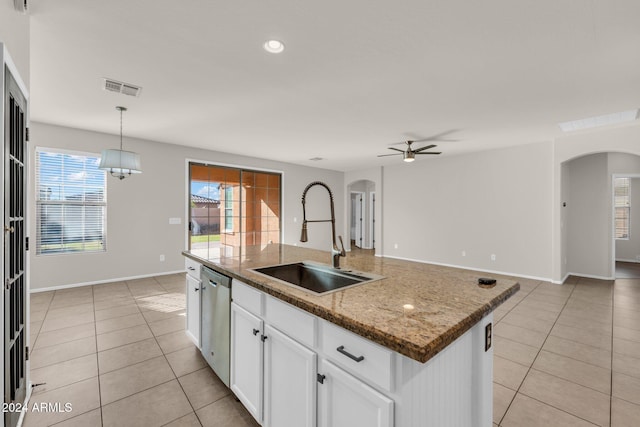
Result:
[350, 191, 364, 248]
[346, 180, 375, 251]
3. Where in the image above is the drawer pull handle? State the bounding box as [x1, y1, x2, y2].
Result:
[337, 345, 364, 363]
[188, 267, 196, 271]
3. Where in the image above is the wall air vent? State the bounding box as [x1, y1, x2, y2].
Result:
[102, 78, 142, 97]
[14, 0, 28, 14]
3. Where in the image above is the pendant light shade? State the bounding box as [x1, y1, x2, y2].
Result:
[99, 106, 142, 180]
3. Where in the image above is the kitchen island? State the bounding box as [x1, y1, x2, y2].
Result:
[184, 244, 519, 427]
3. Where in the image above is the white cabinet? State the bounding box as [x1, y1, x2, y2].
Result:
[230, 279, 394, 427]
[230, 303, 264, 424]
[263, 324, 317, 427]
[185, 258, 202, 346]
[318, 359, 393, 427]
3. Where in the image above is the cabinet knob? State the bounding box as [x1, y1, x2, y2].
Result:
[252, 329, 260, 336]
[194, 287, 200, 292]
[261, 335, 268, 342]
[317, 374, 326, 384]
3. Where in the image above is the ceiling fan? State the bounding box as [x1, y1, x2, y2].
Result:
[377, 139, 442, 163]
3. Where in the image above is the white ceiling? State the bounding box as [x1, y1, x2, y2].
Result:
[29, 0, 640, 171]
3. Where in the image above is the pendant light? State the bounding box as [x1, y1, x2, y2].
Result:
[99, 106, 142, 180]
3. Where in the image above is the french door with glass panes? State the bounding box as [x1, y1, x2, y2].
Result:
[4, 67, 28, 427]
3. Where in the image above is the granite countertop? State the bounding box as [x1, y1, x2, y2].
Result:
[184, 244, 519, 363]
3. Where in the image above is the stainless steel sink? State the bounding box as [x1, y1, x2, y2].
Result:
[250, 261, 383, 295]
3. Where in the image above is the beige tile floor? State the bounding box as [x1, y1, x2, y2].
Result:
[25, 274, 259, 427]
[24, 268, 640, 426]
[492, 270, 640, 427]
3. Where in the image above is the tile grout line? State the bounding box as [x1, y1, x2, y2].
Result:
[92, 284, 105, 427]
[494, 279, 545, 425]
[610, 279, 615, 426]
[130, 276, 204, 426]
[497, 279, 580, 426]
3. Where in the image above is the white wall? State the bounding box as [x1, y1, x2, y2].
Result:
[552, 124, 640, 281]
[29, 122, 344, 290]
[565, 153, 611, 278]
[381, 142, 553, 279]
[0, 3, 29, 86]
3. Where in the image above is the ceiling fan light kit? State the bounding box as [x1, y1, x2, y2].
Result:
[378, 138, 443, 163]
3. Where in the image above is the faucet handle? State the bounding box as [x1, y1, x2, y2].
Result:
[337, 236, 346, 256]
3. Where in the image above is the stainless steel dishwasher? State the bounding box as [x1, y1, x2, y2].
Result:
[200, 266, 231, 387]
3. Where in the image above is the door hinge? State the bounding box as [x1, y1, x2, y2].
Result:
[317, 374, 326, 384]
[26, 127, 29, 142]
[25, 236, 29, 251]
[26, 346, 29, 361]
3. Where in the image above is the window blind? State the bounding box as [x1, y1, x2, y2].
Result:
[35, 148, 107, 254]
[614, 177, 630, 239]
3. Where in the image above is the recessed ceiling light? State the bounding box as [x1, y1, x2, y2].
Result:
[558, 109, 639, 132]
[264, 40, 285, 54]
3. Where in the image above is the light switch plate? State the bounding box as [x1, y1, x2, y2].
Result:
[169, 218, 181, 225]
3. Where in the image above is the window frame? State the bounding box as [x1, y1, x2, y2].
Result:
[614, 177, 631, 240]
[35, 147, 108, 256]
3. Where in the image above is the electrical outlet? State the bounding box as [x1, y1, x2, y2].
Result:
[462, 250, 466, 257]
[394, 243, 398, 249]
[293, 217, 297, 223]
[490, 254, 496, 261]
[485, 323, 492, 351]
[636, 255, 640, 261]
[159, 254, 165, 262]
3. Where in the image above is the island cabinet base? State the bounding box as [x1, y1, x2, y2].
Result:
[229, 279, 493, 427]
[393, 313, 493, 427]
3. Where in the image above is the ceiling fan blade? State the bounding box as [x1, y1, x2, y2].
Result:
[388, 147, 405, 153]
[377, 153, 402, 157]
[414, 144, 437, 153]
[389, 129, 460, 145]
[415, 152, 442, 155]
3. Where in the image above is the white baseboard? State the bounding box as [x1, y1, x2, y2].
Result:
[381, 254, 553, 284]
[616, 258, 640, 264]
[554, 273, 572, 285]
[564, 272, 615, 281]
[29, 270, 186, 293]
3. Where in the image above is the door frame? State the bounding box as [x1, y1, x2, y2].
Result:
[350, 191, 365, 249]
[2, 45, 30, 427]
[611, 173, 640, 277]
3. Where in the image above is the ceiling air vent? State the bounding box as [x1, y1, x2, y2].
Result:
[102, 78, 142, 97]
[14, 0, 28, 14]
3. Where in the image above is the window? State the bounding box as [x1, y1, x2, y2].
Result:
[224, 185, 234, 232]
[615, 177, 630, 240]
[189, 163, 281, 258]
[35, 148, 107, 254]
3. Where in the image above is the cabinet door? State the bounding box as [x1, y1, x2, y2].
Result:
[263, 324, 317, 427]
[318, 359, 394, 427]
[185, 274, 201, 346]
[230, 303, 263, 424]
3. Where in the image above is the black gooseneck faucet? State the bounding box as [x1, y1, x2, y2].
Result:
[300, 181, 346, 269]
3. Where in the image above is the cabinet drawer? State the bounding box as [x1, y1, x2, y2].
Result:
[265, 296, 316, 349]
[233, 280, 264, 316]
[185, 257, 201, 279]
[320, 320, 393, 392]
